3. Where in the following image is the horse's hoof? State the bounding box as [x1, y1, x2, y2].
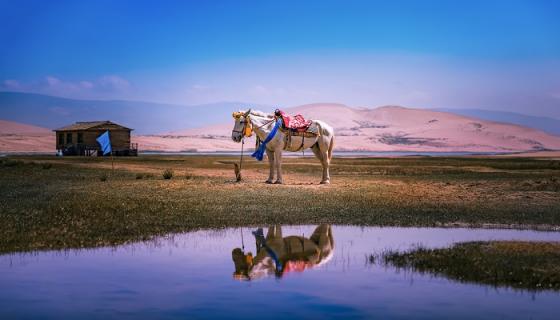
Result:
[265, 180, 273, 184]
[320, 180, 330, 185]
[274, 180, 283, 184]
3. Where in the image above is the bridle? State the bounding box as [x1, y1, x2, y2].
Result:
[231, 115, 251, 137]
[232, 110, 275, 139]
[232, 110, 254, 139]
[231, 110, 253, 182]
[231, 110, 276, 182]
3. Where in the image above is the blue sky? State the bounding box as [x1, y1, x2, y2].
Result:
[1, 0, 559, 117]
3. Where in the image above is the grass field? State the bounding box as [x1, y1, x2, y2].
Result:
[1, 155, 559, 253]
[382, 241, 560, 290]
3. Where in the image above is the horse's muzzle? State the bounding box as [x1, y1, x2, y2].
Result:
[231, 132, 242, 143]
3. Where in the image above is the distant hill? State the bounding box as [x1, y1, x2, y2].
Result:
[3, 94, 560, 153]
[0, 120, 52, 152]
[135, 103, 560, 153]
[0, 119, 50, 135]
[434, 108, 560, 136]
[0, 92, 267, 134]
[4, 91, 558, 138]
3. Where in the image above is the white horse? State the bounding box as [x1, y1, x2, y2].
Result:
[232, 224, 335, 280]
[231, 109, 335, 184]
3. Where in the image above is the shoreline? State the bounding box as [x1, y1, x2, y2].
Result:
[2, 149, 559, 158]
[3, 224, 560, 257]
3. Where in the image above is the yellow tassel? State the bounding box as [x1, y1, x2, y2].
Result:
[232, 111, 244, 119]
[246, 253, 253, 266]
[244, 122, 253, 137]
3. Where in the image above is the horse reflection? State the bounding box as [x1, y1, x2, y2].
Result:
[232, 224, 334, 280]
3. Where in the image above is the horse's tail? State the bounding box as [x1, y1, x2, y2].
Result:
[328, 136, 334, 162]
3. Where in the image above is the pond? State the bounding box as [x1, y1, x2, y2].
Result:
[1, 226, 559, 319]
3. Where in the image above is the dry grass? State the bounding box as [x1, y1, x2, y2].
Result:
[0, 155, 559, 253]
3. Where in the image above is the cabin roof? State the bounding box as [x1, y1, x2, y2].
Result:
[54, 121, 132, 132]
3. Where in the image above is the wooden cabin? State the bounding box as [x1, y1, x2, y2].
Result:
[54, 121, 138, 156]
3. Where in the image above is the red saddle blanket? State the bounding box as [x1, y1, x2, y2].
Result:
[276, 110, 312, 132]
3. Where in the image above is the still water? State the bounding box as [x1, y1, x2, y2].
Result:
[1, 226, 559, 319]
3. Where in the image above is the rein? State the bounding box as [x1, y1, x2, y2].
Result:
[255, 118, 274, 130]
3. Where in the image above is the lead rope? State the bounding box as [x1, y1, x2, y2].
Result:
[237, 117, 273, 180]
[240, 227, 245, 252]
[238, 137, 245, 182]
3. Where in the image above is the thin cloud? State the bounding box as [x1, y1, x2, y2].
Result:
[167, 54, 560, 118]
[97, 75, 130, 92]
[0, 75, 133, 99]
[80, 81, 94, 89]
[191, 84, 210, 91]
[2, 79, 21, 89]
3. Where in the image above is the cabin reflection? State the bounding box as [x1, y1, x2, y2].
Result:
[232, 224, 334, 280]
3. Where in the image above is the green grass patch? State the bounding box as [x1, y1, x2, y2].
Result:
[382, 241, 560, 291]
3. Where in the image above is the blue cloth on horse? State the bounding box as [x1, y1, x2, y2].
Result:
[252, 228, 283, 273]
[251, 119, 281, 161]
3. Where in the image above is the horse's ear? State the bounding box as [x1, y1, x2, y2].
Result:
[244, 109, 251, 117]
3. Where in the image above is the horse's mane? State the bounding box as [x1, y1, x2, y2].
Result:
[239, 109, 274, 119]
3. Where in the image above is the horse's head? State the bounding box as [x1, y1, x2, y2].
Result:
[231, 109, 252, 143]
[231, 248, 253, 280]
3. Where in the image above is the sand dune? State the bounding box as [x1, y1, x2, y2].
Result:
[3, 104, 560, 153]
[0, 120, 53, 152]
[0, 119, 51, 135]
[138, 104, 560, 153]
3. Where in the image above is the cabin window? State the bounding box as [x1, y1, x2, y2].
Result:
[66, 133, 73, 144]
[58, 133, 64, 145]
[77, 132, 84, 143]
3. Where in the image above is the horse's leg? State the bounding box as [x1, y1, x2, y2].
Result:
[266, 149, 274, 184]
[267, 225, 283, 240]
[310, 224, 332, 249]
[311, 143, 323, 161]
[311, 142, 328, 183]
[274, 149, 283, 184]
[318, 138, 331, 184]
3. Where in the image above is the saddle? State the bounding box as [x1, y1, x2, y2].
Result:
[274, 109, 319, 151]
[275, 109, 312, 132]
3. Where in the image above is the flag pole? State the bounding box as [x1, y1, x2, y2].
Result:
[109, 130, 113, 173]
[96, 130, 113, 174]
